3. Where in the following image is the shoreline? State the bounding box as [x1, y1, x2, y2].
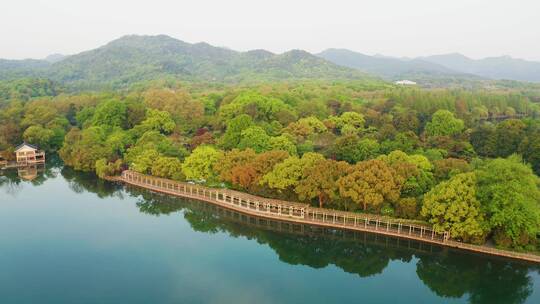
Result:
[117, 170, 540, 264]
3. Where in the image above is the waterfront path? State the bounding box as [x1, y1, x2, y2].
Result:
[119, 170, 540, 263]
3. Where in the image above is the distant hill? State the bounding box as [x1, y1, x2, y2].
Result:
[0, 59, 50, 80]
[2, 35, 539, 89]
[0, 35, 372, 89]
[318, 49, 540, 85]
[317, 48, 459, 77]
[317, 49, 486, 87]
[420, 53, 540, 82]
[44, 53, 67, 63]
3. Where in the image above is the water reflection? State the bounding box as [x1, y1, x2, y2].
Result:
[417, 255, 533, 304]
[61, 166, 124, 199]
[128, 188, 538, 304]
[1, 163, 539, 304]
[0, 154, 62, 192]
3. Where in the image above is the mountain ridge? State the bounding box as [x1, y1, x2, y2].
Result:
[1, 34, 539, 89]
[0, 35, 372, 89]
[420, 53, 540, 82]
[317, 48, 540, 83]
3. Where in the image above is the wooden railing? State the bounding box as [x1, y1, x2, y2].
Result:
[121, 171, 447, 244]
[119, 170, 540, 263]
[177, 198, 443, 255]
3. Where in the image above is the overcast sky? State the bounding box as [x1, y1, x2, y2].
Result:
[2, 0, 539, 61]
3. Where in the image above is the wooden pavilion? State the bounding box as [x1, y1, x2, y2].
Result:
[14, 143, 45, 165]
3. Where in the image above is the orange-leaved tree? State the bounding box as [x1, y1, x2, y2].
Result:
[337, 159, 402, 211]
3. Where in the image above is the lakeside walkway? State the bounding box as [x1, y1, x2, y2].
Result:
[119, 170, 540, 263]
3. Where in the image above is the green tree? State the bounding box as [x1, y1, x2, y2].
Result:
[332, 135, 362, 163]
[475, 156, 540, 248]
[151, 156, 184, 181]
[95, 159, 123, 178]
[261, 152, 324, 191]
[495, 119, 526, 157]
[237, 126, 271, 153]
[105, 129, 133, 157]
[91, 99, 127, 128]
[220, 114, 254, 149]
[125, 100, 147, 128]
[269, 135, 297, 155]
[380, 132, 419, 154]
[470, 123, 497, 157]
[421, 172, 487, 243]
[22, 125, 55, 151]
[131, 149, 160, 174]
[182, 146, 223, 182]
[425, 110, 464, 137]
[75, 107, 95, 128]
[356, 138, 381, 161]
[59, 127, 113, 171]
[140, 109, 176, 134]
[21, 103, 58, 127]
[328, 111, 365, 135]
[219, 91, 295, 124]
[519, 128, 540, 175]
[125, 131, 186, 164]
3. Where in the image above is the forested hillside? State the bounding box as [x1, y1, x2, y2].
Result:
[0, 35, 372, 90]
[4, 35, 540, 91]
[1, 79, 539, 251]
[0, 59, 50, 80]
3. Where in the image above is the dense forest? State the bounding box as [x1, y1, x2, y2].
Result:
[1, 77, 540, 252]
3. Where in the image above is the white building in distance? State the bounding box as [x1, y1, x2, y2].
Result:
[394, 80, 417, 86]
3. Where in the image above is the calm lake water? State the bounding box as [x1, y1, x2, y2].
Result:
[1, 163, 539, 304]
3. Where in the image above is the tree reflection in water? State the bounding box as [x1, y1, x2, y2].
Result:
[1, 165, 537, 304]
[61, 166, 124, 199]
[129, 188, 537, 304]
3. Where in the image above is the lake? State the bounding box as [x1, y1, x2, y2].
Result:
[1, 163, 539, 304]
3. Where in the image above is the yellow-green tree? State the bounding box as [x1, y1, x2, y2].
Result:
[182, 146, 222, 182]
[140, 109, 176, 134]
[130, 149, 160, 174]
[425, 110, 464, 137]
[261, 152, 324, 191]
[151, 156, 184, 181]
[421, 172, 487, 243]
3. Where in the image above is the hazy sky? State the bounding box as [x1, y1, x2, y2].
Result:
[2, 0, 540, 61]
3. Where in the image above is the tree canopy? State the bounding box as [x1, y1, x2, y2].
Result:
[2, 79, 540, 251]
